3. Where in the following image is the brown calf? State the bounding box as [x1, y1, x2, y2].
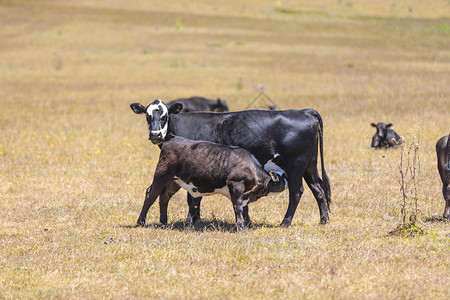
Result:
[136, 136, 287, 230]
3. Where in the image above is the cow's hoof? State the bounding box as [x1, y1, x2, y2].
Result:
[136, 220, 146, 227]
[280, 217, 292, 227]
[236, 224, 245, 232]
[319, 217, 329, 224]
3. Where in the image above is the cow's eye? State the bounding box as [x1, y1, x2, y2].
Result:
[161, 116, 167, 122]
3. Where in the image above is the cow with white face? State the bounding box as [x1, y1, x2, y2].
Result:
[130, 99, 331, 227]
[144, 99, 170, 144]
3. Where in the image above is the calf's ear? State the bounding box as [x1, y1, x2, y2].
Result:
[386, 123, 393, 128]
[130, 103, 146, 114]
[371, 123, 376, 127]
[269, 171, 279, 182]
[169, 103, 183, 114]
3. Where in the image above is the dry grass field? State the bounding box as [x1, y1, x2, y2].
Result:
[1, 0, 449, 298]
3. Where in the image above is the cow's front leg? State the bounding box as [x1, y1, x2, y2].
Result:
[281, 178, 304, 227]
[186, 194, 202, 224]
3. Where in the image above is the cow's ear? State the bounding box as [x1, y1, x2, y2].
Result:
[269, 171, 279, 182]
[169, 103, 183, 114]
[371, 123, 376, 127]
[386, 123, 393, 128]
[130, 103, 146, 114]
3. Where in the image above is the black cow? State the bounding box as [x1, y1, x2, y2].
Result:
[130, 99, 331, 227]
[436, 134, 450, 220]
[137, 136, 287, 230]
[166, 96, 229, 113]
[371, 122, 402, 148]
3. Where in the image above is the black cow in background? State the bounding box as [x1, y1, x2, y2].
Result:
[130, 99, 331, 227]
[436, 134, 450, 220]
[167, 96, 229, 113]
[371, 122, 402, 148]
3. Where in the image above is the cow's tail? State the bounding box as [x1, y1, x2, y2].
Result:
[313, 110, 332, 211]
[445, 134, 450, 181]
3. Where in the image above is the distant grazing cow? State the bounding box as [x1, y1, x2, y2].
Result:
[130, 99, 331, 227]
[167, 96, 229, 113]
[436, 134, 450, 220]
[136, 136, 287, 230]
[371, 122, 402, 148]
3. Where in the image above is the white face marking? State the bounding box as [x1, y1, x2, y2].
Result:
[174, 179, 231, 199]
[146, 99, 169, 139]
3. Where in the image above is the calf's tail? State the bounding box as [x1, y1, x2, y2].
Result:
[312, 110, 332, 211]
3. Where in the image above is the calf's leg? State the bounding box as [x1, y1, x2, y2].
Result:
[242, 205, 252, 227]
[137, 173, 173, 226]
[186, 194, 202, 224]
[159, 181, 181, 225]
[228, 182, 246, 231]
[137, 185, 160, 226]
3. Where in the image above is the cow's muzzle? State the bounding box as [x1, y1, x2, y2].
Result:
[149, 136, 163, 144]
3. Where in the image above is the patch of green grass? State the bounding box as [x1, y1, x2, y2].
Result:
[175, 20, 182, 30]
[275, 7, 329, 18]
[423, 24, 450, 34]
[208, 41, 225, 47]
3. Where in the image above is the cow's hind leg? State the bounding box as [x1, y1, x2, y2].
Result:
[186, 194, 202, 225]
[159, 180, 181, 225]
[304, 166, 330, 224]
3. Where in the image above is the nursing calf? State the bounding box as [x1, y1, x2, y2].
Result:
[136, 136, 287, 230]
[436, 134, 450, 220]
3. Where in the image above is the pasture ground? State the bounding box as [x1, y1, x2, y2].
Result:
[1, 0, 449, 298]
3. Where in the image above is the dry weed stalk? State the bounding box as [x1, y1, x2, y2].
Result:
[389, 127, 425, 237]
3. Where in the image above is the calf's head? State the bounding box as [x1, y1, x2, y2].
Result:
[130, 99, 182, 144]
[371, 122, 392, 148]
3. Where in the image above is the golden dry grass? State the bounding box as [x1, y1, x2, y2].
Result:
[1, 0, 449, 298]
